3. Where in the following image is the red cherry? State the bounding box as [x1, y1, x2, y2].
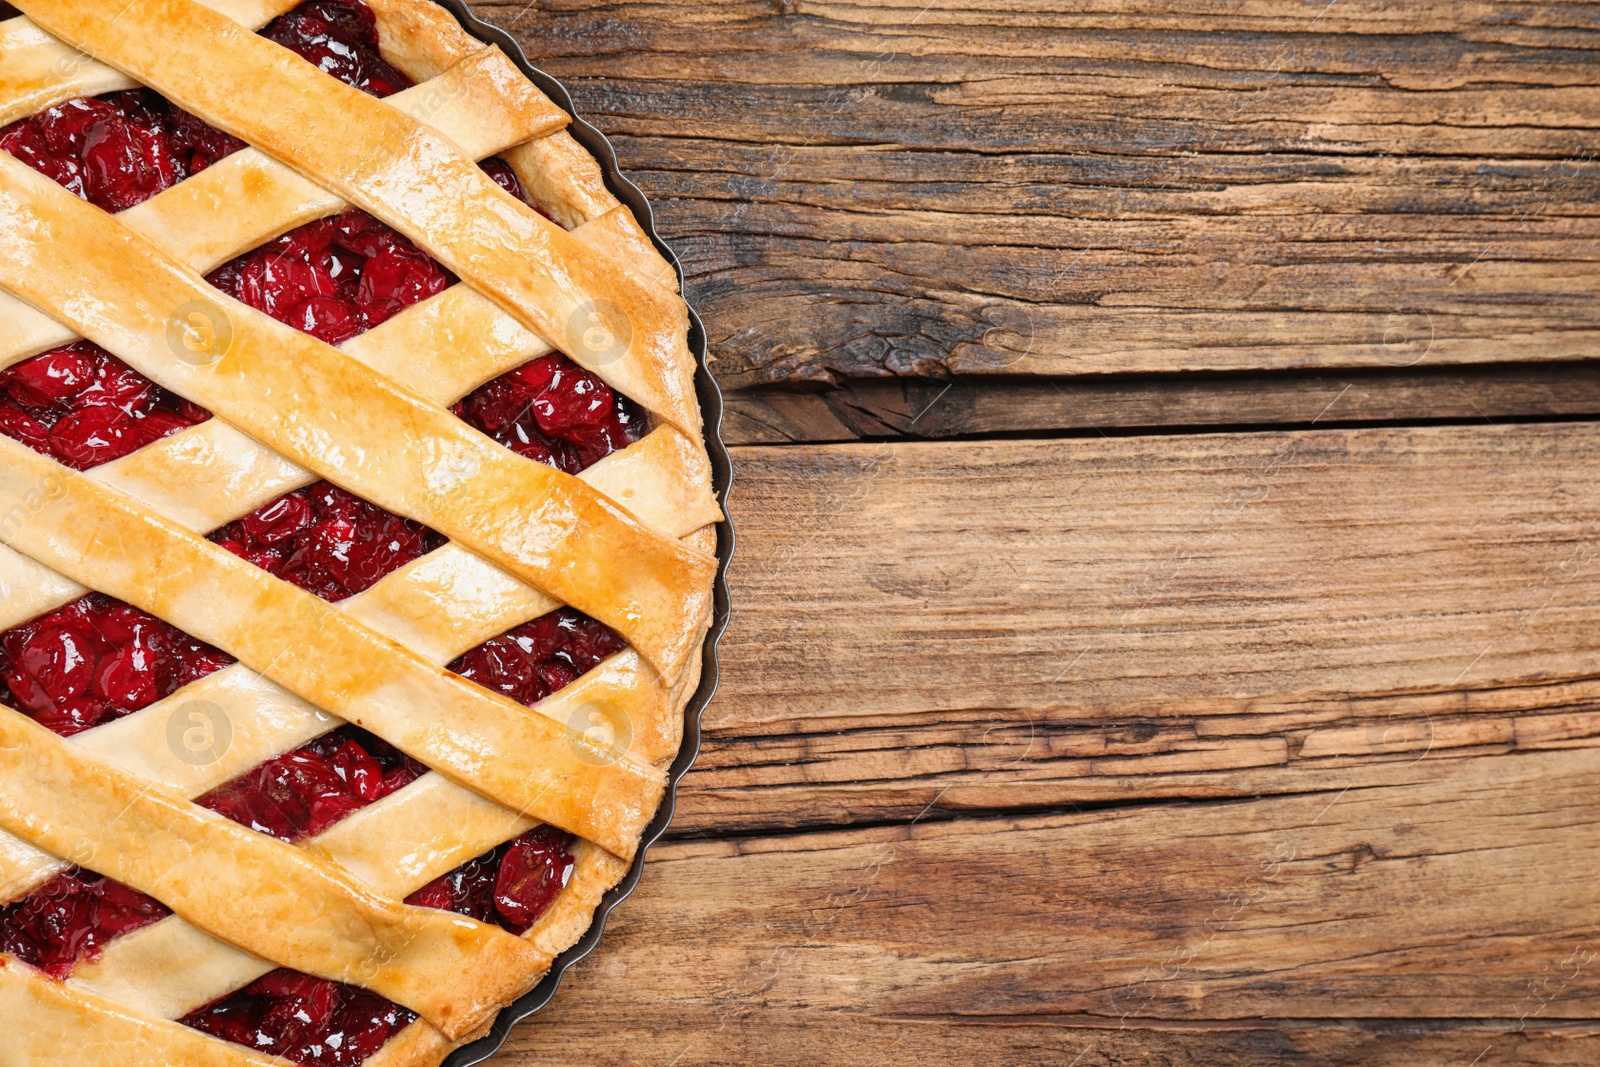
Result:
[292, 295, 362, 345]
[451, 639, 538, 704]
[493, 827, 576, 930]
[0, 867, 168, 976]
[35, 97, 115, 157]
[81, 356, 156, 413]
[197, 726, 421, 844]
[14, 620, 103, 706]
[166, 103, 246, 174]
[5, 346, 96, 408]
[305, 791, 366, 838]
[405, 877, 456, 911]
[49, 406, 140, 470]
[216, 481, 440, 602]
[379, 761, 425, 798]
[534, 662, 579, 698]
[462, 377, 533, 434]
[449, 608, 625, 709]
[3, 91, 235, 213]
[0, 595, 230, 739]
[27, 693, 112, 737]
[329, 210, 390, 258]
[532, 373, 614, 438]
[330, 738, 384, 801]
[130, 410, 194, 447]
[82, 115, 179, 212]
[92, 602, 150, 644]
[261, 1, 410, 100]
[508, 355, 561, 394]
[0, 406, 51, 452]
[0, 344, 205, 469]
[94, 641, 162, 709]
[240, 491, 314, 545]
[455, 353, 647, 475]
[357, 244, 451, 327]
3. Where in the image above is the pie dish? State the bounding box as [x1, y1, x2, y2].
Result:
[0, 1, 725, 1063]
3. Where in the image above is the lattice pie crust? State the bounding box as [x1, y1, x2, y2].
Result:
[0, 1, 721, 1063]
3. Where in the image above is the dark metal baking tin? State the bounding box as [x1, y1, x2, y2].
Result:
[428, 4, 734, 1063]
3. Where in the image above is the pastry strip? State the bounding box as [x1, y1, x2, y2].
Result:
[0, 425, 716, 636]
[0, 433, 666, 858]
[0, 642, 671, 902]
[0, 0, 715, 1059]
[0, 712, 545, 1036]
[0, 40, 568, 365]
[0, 153, 715, 680]
[62, 648, 682, 1021]
[19, 0, 702, 436]
[0, 430, 706, 887]
[0, 958, 290, 1067]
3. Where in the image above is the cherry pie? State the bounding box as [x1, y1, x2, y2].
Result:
[0, 1, 722, 1063]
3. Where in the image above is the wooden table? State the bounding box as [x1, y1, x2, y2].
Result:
[474, 1, 1600, 1062]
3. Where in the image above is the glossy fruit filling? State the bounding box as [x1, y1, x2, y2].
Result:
[0, 867, 169, 978]
[0, 89, 245, 212]
[261, 0, 412, 99]
[0, 594, 233, 737]
[210, 480, 445, 603]
[448, 607, 627, 708]
[180, 969, 416, 1067]
[206, 210, 458, 346]
[406, 825, 576, 935]
[196, 726, 427, 844]
[0, 341, 213, 471]
[453, 354, 650, 476]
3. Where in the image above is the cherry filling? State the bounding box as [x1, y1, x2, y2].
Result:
[454, 355, 649, 476]
[0, 594, 233, 737]
[448, 607, 626, 708]
[0, 867, 169, 978]
[406, 825, 576, 935]
[196, 726, 427, 844]
[262, 0, 412, 100]
[0, 89, 245, 212]
[206, 210, 457, 346]
[180, 969, 416, 1067]
[0, 342, 212, 471]
[210, 481, 446, 603]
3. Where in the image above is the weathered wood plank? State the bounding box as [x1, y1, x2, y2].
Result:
[481, 0, 1600, 388]
[504, 749, 1600, 1063]
[722, 364, 1600, 444]
[673, 423, 1600, 834]
[510, 1017, 1600, 1067]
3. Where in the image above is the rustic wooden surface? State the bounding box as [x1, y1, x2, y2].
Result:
[470, 0, 1600, 1063]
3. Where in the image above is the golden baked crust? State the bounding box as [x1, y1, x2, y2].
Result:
[0, 0, 720, 1063]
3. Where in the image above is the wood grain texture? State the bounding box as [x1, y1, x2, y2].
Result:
[455, 2, 1600, 1062]
[674, 423, 1600, 834]
[723, 363, 1600, 443]
[508, 749, 1600, 1061]
[479, 0, 1600, 391]
[487, 420, 1600, 1064]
